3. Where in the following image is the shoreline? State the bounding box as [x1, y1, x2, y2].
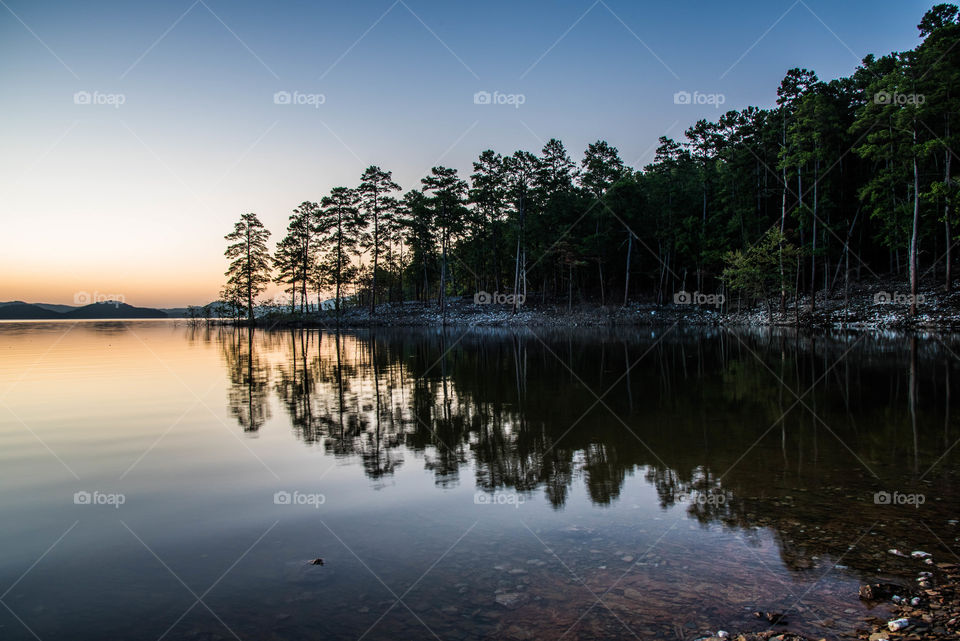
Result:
[225, 284, 960, 332]
[206, 278, 960, 332]
[709, 559, 959, 641]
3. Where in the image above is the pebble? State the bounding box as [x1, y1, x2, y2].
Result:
[887, 617, 911, 631]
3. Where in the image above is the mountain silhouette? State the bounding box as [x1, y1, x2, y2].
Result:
[63, 302, 168, 319]
[0, 301, 168, 320]
[0, 302, 63, 319]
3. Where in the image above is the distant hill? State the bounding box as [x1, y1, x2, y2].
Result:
[0, 302, 63, 319]
[34, 303, 79, 314]
[0, 301, 168, 320]
[63, 302, 168, 319]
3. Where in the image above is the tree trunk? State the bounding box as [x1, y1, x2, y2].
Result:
[623, 231, 632, 306]
[246, 225, 254, 326]
[595, 219, 605, 306]
[371, 210, 378, 316]
[301, 237, 307, 314]
[946, 139, 953, 293]
[910, 127, 920, 317]
[779, 165, 787, 315]
[512, 194, 525, 314]
[335, 217, 343, 323]
[440, 218, 448, 323]
[811, 157, 818, 312]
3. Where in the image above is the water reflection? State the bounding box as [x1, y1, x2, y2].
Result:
[1, 322, 958, 641]
[212, 325, 960, 626]
[216, 327, 958, 516]
[213, 324, 960, 623]
[221, 329, 271, 432]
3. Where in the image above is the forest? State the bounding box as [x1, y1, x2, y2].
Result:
[220, 5, 960, 323]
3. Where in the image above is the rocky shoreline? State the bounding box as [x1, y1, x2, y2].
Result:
[238, 280, 960, 331]
[693, 556, 959, 641]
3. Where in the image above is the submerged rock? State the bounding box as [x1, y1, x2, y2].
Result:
[752, 611, 788, 624]
[859, 582, 902, 601]
[494, 592, 526, 608]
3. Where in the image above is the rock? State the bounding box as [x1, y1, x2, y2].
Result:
[859, 583, 902, 600]
[494, 592, 525, 608]
[753, 611, 787, 625]
[887, 618, 910, 631]
[623, 588, 643, 600]
[503, 624, 535, 640]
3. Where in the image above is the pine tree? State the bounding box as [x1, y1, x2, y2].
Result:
[421, 166, 467, 321]
[357, 166, 401, 315]
[224, 213, 272, 325]
[320, 187, 360, 319]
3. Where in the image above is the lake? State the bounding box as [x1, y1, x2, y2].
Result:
[0, 320, 957, 640]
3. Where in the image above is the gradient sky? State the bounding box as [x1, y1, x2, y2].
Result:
[0, 0, 932, 307]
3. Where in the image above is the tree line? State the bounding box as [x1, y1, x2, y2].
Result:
[222, 5, 959, 324]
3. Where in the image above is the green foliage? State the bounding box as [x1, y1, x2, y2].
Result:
[723, 229, 799, 305]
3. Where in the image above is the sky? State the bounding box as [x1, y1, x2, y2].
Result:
[0, 0, 933, 308]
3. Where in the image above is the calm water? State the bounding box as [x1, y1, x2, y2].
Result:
[1, 321, 958, 641]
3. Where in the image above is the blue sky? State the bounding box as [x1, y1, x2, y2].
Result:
[0, 0, 933, 306]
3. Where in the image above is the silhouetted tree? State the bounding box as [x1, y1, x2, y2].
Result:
[224, 212, 272, 325]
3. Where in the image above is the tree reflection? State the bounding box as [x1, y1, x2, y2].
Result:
[220, 328, 270, 432]
[213, 326, 960, 586]
[216, 327, 958, 516]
